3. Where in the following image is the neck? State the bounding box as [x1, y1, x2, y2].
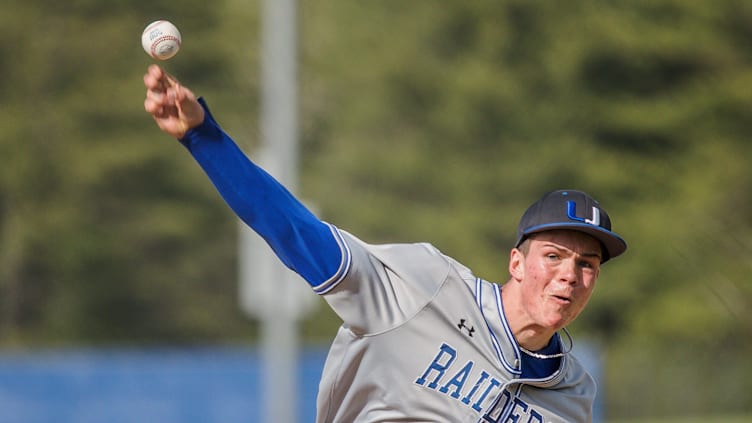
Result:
[516, 328, 556, 351]
[501, 281, 558, 351]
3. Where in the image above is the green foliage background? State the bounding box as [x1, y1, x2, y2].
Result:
[1, 0, 750, 419]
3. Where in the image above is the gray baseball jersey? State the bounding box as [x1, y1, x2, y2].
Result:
[314, 228, 595, 422]
[180, 99, 596, 423]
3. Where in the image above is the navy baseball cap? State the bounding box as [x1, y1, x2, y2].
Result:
[515, 189, 627, 263]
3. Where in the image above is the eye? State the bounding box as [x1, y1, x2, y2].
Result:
[578, 259, 600, 270]
[546, 253, 560, 261]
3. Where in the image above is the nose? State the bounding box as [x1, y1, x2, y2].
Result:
[558, 258, 578, 285]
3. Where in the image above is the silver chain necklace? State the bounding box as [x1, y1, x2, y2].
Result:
[518, 327, 574, 360]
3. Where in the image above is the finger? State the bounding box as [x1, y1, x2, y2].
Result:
[144, 88, 168, 110]
[144, 96, 163, 115]
[144, 90, 177, 118]
[168, 79, 191, 109]
[144, 65, 177, 93]
[147, 64, 164, 80]
[163, 71, 179, 89]
[143, 71, 165, 93]
[145, 101, 171, 121]
[174, 84, 205, 127]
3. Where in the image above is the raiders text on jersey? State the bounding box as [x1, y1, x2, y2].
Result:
[415, 343, 547, 422]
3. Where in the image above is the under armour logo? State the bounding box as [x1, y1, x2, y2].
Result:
[457, 319, 475, 337]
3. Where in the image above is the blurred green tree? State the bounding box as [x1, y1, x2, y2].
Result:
[0, 0, 749, 418]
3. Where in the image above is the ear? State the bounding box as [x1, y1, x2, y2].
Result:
[508, 248, 525, 282]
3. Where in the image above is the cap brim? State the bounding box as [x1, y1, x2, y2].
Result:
[520, 222, 627, 263]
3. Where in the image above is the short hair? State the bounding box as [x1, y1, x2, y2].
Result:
[516, 237, 532, 256]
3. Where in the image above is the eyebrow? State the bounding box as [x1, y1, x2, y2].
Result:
[543, 243, 602, 260]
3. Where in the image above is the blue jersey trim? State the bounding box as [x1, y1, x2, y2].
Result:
[494, 283, 522, 375]
[312, 225, 352, 295]
[475, 279, 521, 376]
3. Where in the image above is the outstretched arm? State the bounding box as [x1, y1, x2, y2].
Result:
[143, 66, 347, 287]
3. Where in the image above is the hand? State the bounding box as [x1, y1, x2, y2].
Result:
[143, 65, 205, 139]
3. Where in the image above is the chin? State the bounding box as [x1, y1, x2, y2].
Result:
[541, 314, 571, 331]
[542, 305, 582, 329]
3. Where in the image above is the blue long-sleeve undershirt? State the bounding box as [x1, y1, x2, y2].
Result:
[178, 98, 344, 287]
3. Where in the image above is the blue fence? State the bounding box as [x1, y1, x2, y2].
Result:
[0, 347, 328, 423]
[0, 344, 602, 422]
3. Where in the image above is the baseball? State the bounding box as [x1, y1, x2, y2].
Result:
[142, 20, 181, 60]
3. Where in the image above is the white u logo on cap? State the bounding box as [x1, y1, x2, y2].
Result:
[566, 201, 600, 226]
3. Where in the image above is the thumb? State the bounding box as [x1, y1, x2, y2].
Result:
[169, 79, 205, 133]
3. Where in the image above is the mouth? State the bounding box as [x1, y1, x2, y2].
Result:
[550, 294, 572, 305]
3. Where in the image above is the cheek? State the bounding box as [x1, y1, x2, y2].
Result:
[523, 264, 553, 298]
[582, 270, 598, 291]
[523, 257, 545, 278]
[575, 276, 598, 305]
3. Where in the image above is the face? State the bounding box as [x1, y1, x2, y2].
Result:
[509, 230, 602, 332]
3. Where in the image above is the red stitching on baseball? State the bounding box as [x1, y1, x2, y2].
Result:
[150, 35, 181, 57]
